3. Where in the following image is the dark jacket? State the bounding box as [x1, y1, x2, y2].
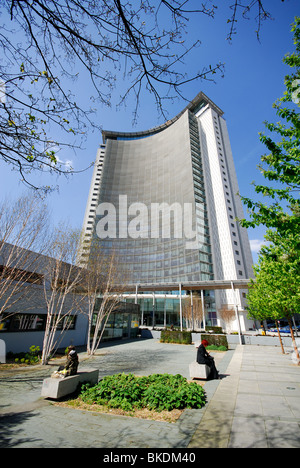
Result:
[196, 344, 219, 379]
[64, 350, 79, 376]
[196, 344, 211, 365]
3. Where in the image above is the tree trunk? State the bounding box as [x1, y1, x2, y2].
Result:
[287, 317, 300, 365]
[276, 320, 285, 354]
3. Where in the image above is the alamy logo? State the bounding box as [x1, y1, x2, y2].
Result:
[95, 195, 200, 250]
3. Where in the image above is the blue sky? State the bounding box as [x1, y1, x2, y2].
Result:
[0, 0, 299, 264]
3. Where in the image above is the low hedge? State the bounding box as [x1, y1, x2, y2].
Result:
[205, 326, 223, 334]
[160, 330, 192, 345]
[201, 333, 228, 349]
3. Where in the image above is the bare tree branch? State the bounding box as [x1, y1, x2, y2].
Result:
[80, 240, 129, 355]
[0, 1, 276, 190]
[0, 193, 50, 320]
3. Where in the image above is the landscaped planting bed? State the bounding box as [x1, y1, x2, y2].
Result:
[76, 372, 206, 417]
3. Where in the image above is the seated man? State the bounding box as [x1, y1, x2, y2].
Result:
[196, 340, 219, 380]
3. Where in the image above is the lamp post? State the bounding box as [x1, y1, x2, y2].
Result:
[190, 290, 194, 331]
[231, 282, 243, 345]
[179, 283, 183, 332]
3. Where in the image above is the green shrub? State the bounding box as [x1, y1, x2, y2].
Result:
[12, 345, 41, 365]
[201, 334, 228, 349]
[79, 373, 206, 412]
[160, 330, 192, 345]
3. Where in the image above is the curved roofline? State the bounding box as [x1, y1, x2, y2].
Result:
[102, 91, 224, 143]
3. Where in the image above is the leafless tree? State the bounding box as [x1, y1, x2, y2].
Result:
[218, 305, 236, 333]
[80, 242, 128, 355]
[182, 294, 204, 330]
[226, 0, 272, 42]
[0, 193, 50, 323]
[41, 226, 85, 364]
[0, 1, 275, 190]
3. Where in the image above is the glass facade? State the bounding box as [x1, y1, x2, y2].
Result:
[189, 112, 213, 281]
[126, 290, 216, 328]
[81, 92, 254, 328]
[96, 110, 213, 286]
[97, 303, 140, 340]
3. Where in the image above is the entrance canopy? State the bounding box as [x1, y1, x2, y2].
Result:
[114, 279, 253, 293]
[112, 279, 253, 342]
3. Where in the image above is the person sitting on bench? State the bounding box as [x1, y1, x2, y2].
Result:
[52, 346, 79, 378]
[196, 340, 219, 380]
[63, 346, 79, 376]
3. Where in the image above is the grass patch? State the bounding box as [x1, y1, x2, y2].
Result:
[206, 345, 228, 351]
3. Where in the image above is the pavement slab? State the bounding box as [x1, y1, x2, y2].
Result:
[1, 339, 299, 449]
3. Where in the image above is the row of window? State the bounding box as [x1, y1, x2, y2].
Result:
[82, 149, 106, 250]
[0, 265, 43, 285]
[213, 114, 244, 277]
[98, 237, 212, 250]
[0, 265, 80, 292]
[130, 271, 213, 283]
[124, 260, 213, 273]
[189, 114, 213, 283]
[117, 251, 210, 265]
[0, 313, 77, 333]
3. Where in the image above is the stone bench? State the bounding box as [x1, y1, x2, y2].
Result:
[189, 361, 210, 380]
[41, 368, 99, 399]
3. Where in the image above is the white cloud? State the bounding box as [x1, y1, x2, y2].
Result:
[249, 239, 266, 253]
[56, 156, 74, 170]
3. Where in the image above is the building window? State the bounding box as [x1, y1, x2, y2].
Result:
[56, 315, 77, 330]
[1, 314, 45, 332]
[0, 313, 77, 332]
[0, 265, 44, 285]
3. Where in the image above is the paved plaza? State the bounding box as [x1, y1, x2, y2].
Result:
[0, 338, 299, 448]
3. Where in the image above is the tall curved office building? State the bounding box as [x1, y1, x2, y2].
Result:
[80, 92, 254, 330]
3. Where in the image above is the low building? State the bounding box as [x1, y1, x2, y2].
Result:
[0, 242, 139, 354]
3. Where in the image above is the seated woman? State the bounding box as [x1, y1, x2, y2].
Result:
[52, 346, 79, 378]
[196, 340, 219, 380]
[63, 346, 79, 376]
